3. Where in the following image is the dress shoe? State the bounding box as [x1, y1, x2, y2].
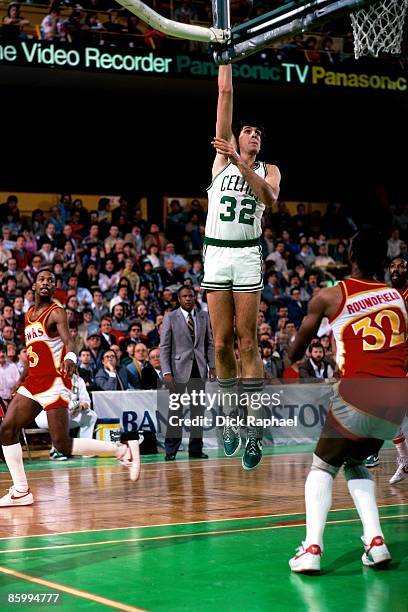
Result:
[188, 452, 209, 459]
[165, 453, 176, 461]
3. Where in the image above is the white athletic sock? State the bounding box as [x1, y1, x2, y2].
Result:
[394, 439, 408, 460]
[304, 469, 333, 550]
[2, 443, 28, 492]
[71, 439, 126, 459]
[347, 478, 383, 543]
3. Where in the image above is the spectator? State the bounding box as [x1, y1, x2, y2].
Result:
[124, 224, 144, 254]
[160, 258, 184, 288]
[145, 244, 162, 269]
[78, 308, 99, 341]
[298, 342, 334, 382]
[1, 3, 30, 41]
[99, 316, 117, 350]
[121, 258, 140, 293]
[127, 322, 145, 345]
[184, 260, 203, 288]
[67, 274, 93, 309]
[261, 340, 283, 380]
[314, 244, 336, 270]
[104, 225, 122, 253]
[162, 243, 188, 270]
[138, 284, 161, 319]
[110, 284, 131, 311]
[134, 304, 155, 335]
[0, 195, 20, 226]
[111, 303, 131, 333]
[296, 243, 316, 268]
[86, 333, 104, 371]
[143, 223, 167, 252]
[95, 349, 133, 390]
[261, 227, 274, 258]
[126, 342, 148, 388]
[165, 199, 187, 250]
[41, 6, 66, 41]
[141, 347, 164, 389]
[0, 238, 12, 266]
[91, 289, 109, 322]
[387, 228, 403, 258]
[1, 226, 16, 251]
[287, 288, 307, 328]
[16, 346, 27, 376]
[266, 241, 289, 278]
[0, 344, 20, 402]
[99, 258, 121, 297]
[38, 239, 55, 264]
[78, 348, 97, 391]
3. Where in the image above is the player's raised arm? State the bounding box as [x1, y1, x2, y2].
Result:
[213, 65, 236, 176]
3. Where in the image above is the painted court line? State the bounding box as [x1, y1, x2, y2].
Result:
[0, 514, 406, 555]
[0, 565, 145, 611]
[0, 502, 406, 542]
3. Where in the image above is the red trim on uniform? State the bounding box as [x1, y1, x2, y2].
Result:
[44, 395, 69, 411]
[344, 277, 386, 298]
[393, 434, 406, 445]
[329, 281, 347, 324]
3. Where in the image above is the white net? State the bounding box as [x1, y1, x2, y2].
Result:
[351, 0, 408, 59]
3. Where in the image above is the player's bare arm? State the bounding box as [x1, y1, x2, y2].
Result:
[49, 307, 77, 377]
[212, 65, 237, 177]
[288, 286, 342, 363]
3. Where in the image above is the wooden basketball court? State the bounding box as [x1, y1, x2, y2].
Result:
[0, 446, 406, 611]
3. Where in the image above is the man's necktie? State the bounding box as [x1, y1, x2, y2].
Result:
[187, 313, 195, 343]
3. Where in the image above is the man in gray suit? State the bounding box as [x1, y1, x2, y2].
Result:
[160, 286, 216, 460]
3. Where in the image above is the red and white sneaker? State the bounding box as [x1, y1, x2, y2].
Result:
[118, 437, 143, 482]
[289, 543, 322, 574]
[389, 457, 408, 485]
[0, 487, 34, 507]
[361, 536, 391, 567]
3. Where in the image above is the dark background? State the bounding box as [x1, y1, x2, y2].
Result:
[1, 63, 407, 217]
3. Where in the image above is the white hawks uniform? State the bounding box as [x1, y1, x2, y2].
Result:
[201, 160, 267, 292]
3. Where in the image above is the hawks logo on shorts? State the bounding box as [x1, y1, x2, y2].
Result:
[18, 302, 71, 410]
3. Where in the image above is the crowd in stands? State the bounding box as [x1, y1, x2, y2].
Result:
[0, 191, 407, 405]
[2, 0, 403, 67]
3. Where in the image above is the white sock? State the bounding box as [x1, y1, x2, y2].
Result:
[304, 469, 333, 550]
[71, 439, 126, 459]
[2, 443, 28, 492]
[394, 439, 408, 460]
[347, 478, 383, 544]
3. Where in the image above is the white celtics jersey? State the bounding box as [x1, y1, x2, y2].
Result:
[205, 161, 267, 243]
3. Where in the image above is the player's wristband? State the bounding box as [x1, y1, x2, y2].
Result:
[64, 352, 77, 364]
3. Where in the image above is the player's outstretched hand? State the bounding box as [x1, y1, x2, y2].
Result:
[211, 137, 240, 164]
[62, 359, 76, 378]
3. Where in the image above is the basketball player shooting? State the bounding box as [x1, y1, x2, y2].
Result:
[201, 64, 280, 470]
[286, 230, 407, 573]
[0, 270, 141, 507]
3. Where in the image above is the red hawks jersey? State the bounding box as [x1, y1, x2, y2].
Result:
[25, 302, 66, 377]
[329, 278, 407, 378]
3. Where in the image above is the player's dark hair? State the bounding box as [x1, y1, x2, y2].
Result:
[34, 268, 55, 283]
[309, 341, 324, 353]
[235, 119, 266, 141]
[350, 229, 387, 277]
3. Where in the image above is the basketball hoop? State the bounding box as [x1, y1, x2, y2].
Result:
[350, 0, 408, 58]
